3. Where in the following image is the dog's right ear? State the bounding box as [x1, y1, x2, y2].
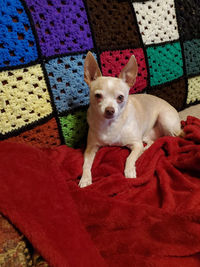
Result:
[84, 52, 102, 86]
[119, 55, 138, 88]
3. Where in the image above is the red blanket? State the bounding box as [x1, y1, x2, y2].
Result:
[0, 116, 200, 267]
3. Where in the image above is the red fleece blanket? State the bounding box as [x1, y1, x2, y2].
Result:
[0, 116, 200, 267]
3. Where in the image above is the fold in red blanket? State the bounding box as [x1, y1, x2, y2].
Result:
[0, 116, 200, 267]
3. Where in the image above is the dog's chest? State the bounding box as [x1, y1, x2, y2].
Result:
[98, 120, 138, 146]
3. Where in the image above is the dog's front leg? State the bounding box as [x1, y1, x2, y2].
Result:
[124, 142, 144, 178]
[79, 145, 99, 188]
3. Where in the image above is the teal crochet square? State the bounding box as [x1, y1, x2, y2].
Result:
[183, 39, 200, 77]
[147, 42, 183, 86]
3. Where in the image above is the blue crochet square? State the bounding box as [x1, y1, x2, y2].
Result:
[45, 53, 96, 114]
[0, 0, 38, 68]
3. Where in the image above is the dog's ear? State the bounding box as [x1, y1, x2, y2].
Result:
[84, 52, 102, 86]
[119, 55, 138, 87]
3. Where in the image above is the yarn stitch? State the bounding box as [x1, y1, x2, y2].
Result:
[0, 0, 38, 68]
[0, 65, 52, 135]
[133, 0, 179, 45]
[45, 53, 90, 114]
[8, 118, 61, 148]
[183, 39, 200, 77]
[147, 42, 183, 86]
[25, 0, 93, 56]
[59, 109, 87, 148]
[187, 76, 200, 104]
[100, 49, 147, 94]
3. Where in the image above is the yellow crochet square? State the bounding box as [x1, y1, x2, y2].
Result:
[187, 76, 200, 104]
[0, 64, 52, 135]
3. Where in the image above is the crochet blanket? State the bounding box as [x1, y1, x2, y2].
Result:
[0, 0, 200, 148]
[0, 116, 200, 267]
[0, 1, 200, 266]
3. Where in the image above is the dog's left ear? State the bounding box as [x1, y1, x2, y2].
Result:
[119, 55, 138, 88]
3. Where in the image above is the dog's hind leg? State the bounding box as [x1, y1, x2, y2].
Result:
[157, 110, 182, 137]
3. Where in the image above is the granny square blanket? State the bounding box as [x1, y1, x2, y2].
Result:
[0, 0, 200, 148]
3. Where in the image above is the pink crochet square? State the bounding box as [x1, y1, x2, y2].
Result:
[100, 49, 147, 94]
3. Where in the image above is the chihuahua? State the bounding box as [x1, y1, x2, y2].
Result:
[79, 51, 182, 188]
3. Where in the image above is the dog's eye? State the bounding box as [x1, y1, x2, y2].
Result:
[95, 93, 102, 100]
[117, 95, 124, 103]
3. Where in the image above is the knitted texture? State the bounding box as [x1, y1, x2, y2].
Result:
[147, 42, 183, 86]
[183, 39, 200, 76]
[0, 0, 38, 68]
[7, 118, 61, 148]
[0, 65, 52, 136]
[187, 76, 200, 104]
[25, 0, 93, 56]
[0, 0, 200, 148]
[175, 0, 200, 40]
[45, 53, 90, 114]
[86, 0, 141, 51]
[59, 109, 87, 148]
[100, 49, 147, 94]
[147, 78, 187, 111]
[133, 0, 179, 45]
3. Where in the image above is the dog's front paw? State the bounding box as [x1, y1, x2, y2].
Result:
[124, 165, 137, 179]
[79, 177, 92, 188]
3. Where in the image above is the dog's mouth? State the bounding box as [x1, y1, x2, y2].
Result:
[104, 113, 114, 119]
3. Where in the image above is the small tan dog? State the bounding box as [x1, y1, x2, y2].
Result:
[79, 51, 182, 188]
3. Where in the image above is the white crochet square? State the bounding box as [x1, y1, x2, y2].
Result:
[133, 0, 179, 45]
[187, 76, 200, 104]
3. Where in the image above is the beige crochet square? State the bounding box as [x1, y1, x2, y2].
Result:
[187, 76, 200, 104]
[133, 0, 179, 45]
[0, 64, 52, 135]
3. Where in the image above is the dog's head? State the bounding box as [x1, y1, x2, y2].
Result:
[84, 52, 138, 120]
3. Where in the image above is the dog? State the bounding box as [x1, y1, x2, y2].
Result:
[79, 51, 182, 188]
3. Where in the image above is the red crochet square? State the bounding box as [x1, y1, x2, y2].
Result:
[7, 118, 61, 148]
[100, 49, 147, 94]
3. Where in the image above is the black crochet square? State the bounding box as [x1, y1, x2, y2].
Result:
[86, 0, 142, 51]
[147, 77, 187, 111]
[175, 0, 200, 40]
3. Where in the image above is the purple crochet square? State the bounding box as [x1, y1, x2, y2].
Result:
[25, 0, 93, 57]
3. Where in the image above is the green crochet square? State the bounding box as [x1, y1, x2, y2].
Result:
[183, 39, 200, 76]
[147, 42, 183, 86]
[59, 109, 88, 148]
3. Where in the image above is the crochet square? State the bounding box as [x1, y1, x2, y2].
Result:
[147, 78, 186, 111]
[147, 42, 183, 86]
[100, 49, 147, 94]
[25, 0, 93, 57]
[187, 76, 200, 105]
[183, 39, 200, 77]
[175, 0, 200, 40]
[59, 109, 88, 148]
[0, 0, 38, 68]
[45, 53, 92, 114]
[133, 0, 179, 45]
[0, 65, 52, 136]
[7, 118, 61, 148]
[86, 0, 141, 51]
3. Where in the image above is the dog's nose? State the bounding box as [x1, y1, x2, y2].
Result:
[105, 107, 115, 118]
